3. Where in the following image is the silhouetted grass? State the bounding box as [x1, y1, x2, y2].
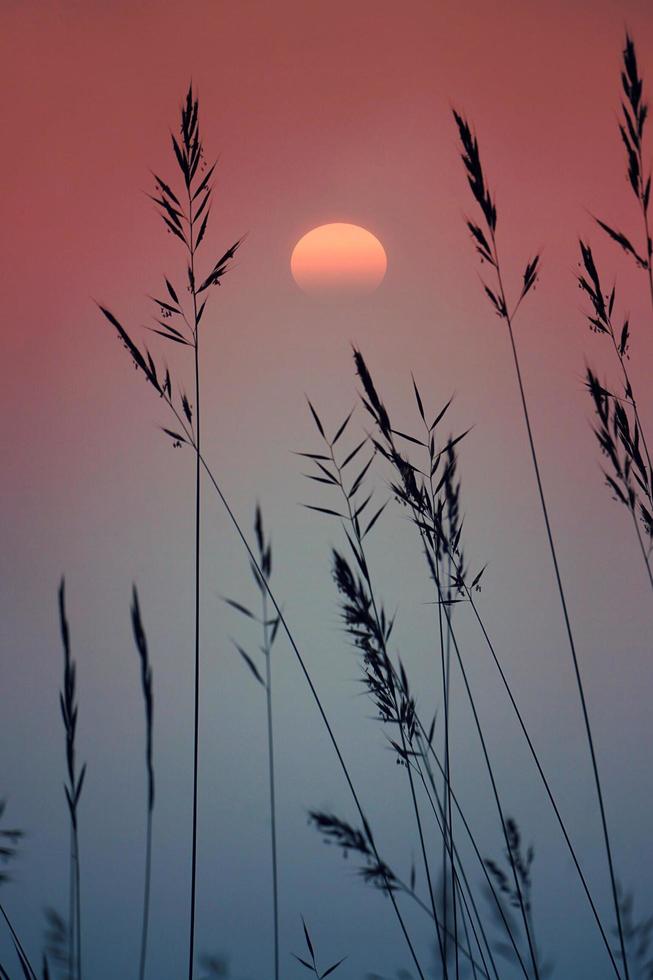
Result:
[454, 106, 629, 979]
[580, 35, 653, 592]
[100, 83, 241, 980]
[5, 29, 653, 980]
[225, 507, 280, 980]
[130, 587, 155, 980]
[58, 582, 84, 980]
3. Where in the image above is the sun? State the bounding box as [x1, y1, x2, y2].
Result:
[291, 223, 387, 299]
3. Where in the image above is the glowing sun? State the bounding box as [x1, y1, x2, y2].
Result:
[291, 223, 387, 299]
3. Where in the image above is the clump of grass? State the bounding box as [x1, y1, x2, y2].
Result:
[351, 349, 545, 978]
[308, 810, 490, 978]
[130, 587, 155, 980]
[300, 397, 518, 979]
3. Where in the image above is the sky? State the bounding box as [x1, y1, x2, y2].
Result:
[2, 1, 653, 978]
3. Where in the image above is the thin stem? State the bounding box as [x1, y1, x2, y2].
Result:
[138, 808, 153, 980]
[412, 756, 499, 980]
[68, 826, 74, 980]
[74, 830, 81, 980]
[429, 540, 541, 980]
[460, 574, 620, 975]
[0, 903, 38, 980]
[417, 731, 530, 979]
[188, 183, 201, 980]
[425, 433, 459, 980]
[630, 508, 653, 590]
[262, 591, 280, 980]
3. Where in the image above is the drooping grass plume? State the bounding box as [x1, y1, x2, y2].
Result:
[293, 917, 346, 980]
[308, 811, 490, 979]
[131, 587, 155, 980]
[225, 507, 281, 980]
[454, 110, 630, 980]
[58, 581, 84, 980]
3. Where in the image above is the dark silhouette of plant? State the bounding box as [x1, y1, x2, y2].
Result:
[593, 35, 653, 313]
[42, 908, 70, 980]
[579, 34, 653, 592]
[58, 582, 84, 980]
[99, 84, 241, 980]
[131, 588, 155, 980]
[101, 85, 428, 980]
[293, 918, 345, 980]
[300, 397, 519, 979]
[225, 507, 281, 980]
[454, 108, 629, 980]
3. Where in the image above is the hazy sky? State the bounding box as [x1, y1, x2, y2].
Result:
[3, 2, 653, 978]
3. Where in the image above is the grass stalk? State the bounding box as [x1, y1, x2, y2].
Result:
[58, 581, 84, 980]
[131, 587, 155, 980]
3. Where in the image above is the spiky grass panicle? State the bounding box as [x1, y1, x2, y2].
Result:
[453, 111, 497, 235]
[594, 34, 653, 288]
[58, 583, 85, 831]
[586, 369, 653, 532]
[620, 34, 649, 205]
[453, 111, 540, 322]
[293, 918, 346, 980]
[58, 581, 84, 980]
[579, 241, 653, 581]
[308, 812, 397, 894]
[131, 587, 154, 812]
[332, 549, 416, 742]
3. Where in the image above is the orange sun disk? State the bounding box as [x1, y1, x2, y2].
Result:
[291, 223, 387, 299]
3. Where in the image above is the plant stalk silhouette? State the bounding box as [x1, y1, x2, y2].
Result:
[58, 581, 85, 980]
[131, 588, 155, 980]
[225, 507, 280, 980]
[454, 109, 630, 980]
[101, 84, 241, 980]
